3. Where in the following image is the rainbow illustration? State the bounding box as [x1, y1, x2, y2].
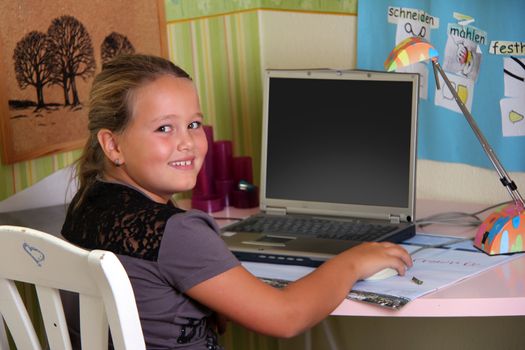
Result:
[384, 37, 439, 72]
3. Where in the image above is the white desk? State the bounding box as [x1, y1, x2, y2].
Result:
[2, 199, 524, 317]
[177, 199, 525, 317]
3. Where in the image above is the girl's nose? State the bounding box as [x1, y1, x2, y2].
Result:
[177, 131, 194, 151]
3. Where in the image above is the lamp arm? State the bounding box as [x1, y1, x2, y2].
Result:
[431, 60, 525, 209]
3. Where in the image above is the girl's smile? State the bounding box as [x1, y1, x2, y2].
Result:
[169, 157, 196, 169]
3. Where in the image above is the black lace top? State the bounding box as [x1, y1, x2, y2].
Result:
[62, 180, 184, 261]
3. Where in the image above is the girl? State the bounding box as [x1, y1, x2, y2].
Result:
[62, 54, 411, 349]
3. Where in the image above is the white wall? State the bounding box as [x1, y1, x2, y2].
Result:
[258, 11, 357, 70]
[258, 10, 524, 205]
[417, 159, 525, 204]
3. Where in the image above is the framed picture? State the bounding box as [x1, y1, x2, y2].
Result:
[0, 0, 167, 164]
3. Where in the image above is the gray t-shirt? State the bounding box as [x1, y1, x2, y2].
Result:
[61, 209, 239, 350]
[118, 209, 240, 349]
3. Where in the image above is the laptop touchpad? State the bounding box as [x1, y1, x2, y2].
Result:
[243, 235, 296, 247]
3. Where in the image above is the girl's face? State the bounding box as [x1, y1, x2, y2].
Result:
[111, 75, 207, 203]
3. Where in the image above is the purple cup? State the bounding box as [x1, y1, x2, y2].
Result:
[213, 140, 233, 181]
[194, 125, 215, 196]
[233, 156, 253, 184]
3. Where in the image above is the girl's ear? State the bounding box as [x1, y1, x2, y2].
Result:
[97, 129, 124, 166]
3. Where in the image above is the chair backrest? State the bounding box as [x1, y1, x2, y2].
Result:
[0, 225, 145, 350]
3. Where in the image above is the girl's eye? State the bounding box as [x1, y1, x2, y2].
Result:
[157, 125, 173, 133]
[188, 121, 202, 129]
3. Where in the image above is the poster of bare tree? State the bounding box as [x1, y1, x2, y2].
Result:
[0, 0, 167, 164]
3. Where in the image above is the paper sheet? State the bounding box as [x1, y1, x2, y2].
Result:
[242, 234, 523, 309]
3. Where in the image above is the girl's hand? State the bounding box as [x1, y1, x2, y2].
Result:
[340, 242, 413, 281]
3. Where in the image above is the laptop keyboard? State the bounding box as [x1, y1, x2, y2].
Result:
[225, 216, 397, 241]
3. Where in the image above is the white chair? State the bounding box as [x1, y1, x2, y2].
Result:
[0, 225, 145, 350]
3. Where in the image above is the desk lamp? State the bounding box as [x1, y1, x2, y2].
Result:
[384, 36, 525, 255]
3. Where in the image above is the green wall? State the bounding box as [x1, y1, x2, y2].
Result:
[167, 9, 263, 185]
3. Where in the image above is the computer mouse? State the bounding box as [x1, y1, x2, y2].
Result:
[364, 267, 398, 281]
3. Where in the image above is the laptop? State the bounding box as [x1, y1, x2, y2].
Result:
[221, 69, 419, 267]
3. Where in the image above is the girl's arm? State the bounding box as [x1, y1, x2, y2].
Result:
[186, 241, 411, 338]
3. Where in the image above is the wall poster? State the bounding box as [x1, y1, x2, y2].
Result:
[357, 0, 525, 172]
[0, 0, 167, 164]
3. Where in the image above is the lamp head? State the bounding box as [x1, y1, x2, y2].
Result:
[384, 36, 439, 71]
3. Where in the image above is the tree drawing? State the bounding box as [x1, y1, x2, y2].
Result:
[101, 32, 135, 65]
[47, 15, 96, 107]
[13, 31, 53, 110]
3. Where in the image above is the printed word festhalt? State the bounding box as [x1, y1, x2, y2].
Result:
[489, 41, 525, 55]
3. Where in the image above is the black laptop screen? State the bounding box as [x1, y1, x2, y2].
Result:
[265, 75, 416, 208]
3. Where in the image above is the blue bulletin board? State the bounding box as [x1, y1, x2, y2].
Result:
[357, 0, 525, 171]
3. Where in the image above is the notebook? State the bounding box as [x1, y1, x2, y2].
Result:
[221, 69, 419, 267]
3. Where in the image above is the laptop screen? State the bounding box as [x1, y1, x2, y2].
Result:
[261, 69, 419, 221]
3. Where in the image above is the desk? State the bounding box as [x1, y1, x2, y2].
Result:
[177, 198, 525, 318]
[2, 199, 525, 317]
[0, 204, 67, 235]
[363, 199, 525, 317]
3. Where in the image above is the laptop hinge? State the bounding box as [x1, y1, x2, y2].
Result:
[266, 207, 287, 216]
[389, 214, 401, 224]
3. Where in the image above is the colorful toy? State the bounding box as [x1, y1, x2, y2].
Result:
[474, 203, 525, 255]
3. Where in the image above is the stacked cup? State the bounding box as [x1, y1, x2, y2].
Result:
[191, 125, 259, 212]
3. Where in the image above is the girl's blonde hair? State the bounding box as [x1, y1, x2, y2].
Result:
[74, 54, 191, 208]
